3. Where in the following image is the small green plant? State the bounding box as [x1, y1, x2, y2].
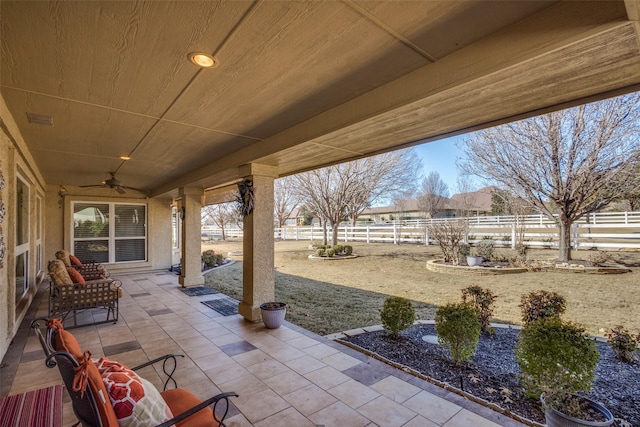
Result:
[515, 318, 599, 399]
[461, 286, 497, 334]
[316, 244, 326, 250]
[326, 248, 336, 257]
[435, 302, 481, 365]
[343, 245, 353, 255]
[316, 248, 326, 257]
[333, 244, 344, 254]
[380, 296, 416, 339]
[475, 239, 495, 260]
[606, 325, 639, 363]
[519, 290, 566, 325]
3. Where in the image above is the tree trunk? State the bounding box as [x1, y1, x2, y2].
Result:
[331, 222, 339, 246]
[221, 226, 226, 241]
[321, 219, 328, 246]
[558, 221, 572, 262]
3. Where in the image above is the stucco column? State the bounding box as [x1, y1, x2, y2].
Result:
[179, 187, 204, 288]
[238, 164, 278, 322]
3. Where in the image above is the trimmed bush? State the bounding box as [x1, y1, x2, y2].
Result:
[333, 245, 344, 254]
[202, 250, 217, 268]
[326, 248, 336, 257]
[606, 325, 639, 363]
[343, 245, 353, 255]
[476, 239, 495, 260]
[458, 243, 471, 258]
[515, 318, 599, 398]
[435, 302, 481, 365]
[461, 285, 497, 334]
[380, 296, 416, 339]
[316, 248, 325, 257]
[519, 290, 566, 325]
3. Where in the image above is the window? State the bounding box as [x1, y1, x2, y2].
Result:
[15, 176, 29, 303]
[36, 195, 42, 275]
[72, 202, 146, 263]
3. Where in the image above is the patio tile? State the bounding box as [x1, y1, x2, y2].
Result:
[403, 390, 463, 425]
[327, 379, 380, 409]
[102, 340, 141, 356]
[302, 342, 340, 359]
[357, 395, 417, 427]
[218, 372, 269, 397]
[220, 340, 258, 356]
[246, 358, 290, 380]
[308, 401, 370, 427]
[286, 335, 320, 349]
[254, 406, 316, 427]
[282, 383, 337, 417]
[193, 351, 236, 371]
[443, 408, 503, 427]
[342, 361, 390, 386]
[285, 354, 327, 375]
[321, 351, 362, 371]
[232, 348, 272, 367]
[303, 366, 351, 390]
[205, 361, 251, 385]
[369, 375, 421, 403]
[401, 414, 440, 427]
[262, 369, 312, 395]
[231, 388, 290, 424]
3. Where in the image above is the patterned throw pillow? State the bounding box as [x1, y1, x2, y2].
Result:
[48, 259, 73, 285]
[55, 250, 72, 267]
[94, 358, 173, 427]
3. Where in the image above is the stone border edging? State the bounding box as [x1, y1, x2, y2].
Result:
[307, 254, 359, 261]
[426, 259, 528, 275]
[202, 259, 236, 275]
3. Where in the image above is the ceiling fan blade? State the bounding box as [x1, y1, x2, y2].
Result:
[79, 184, 106, 188]
[115, 186, 126, 194]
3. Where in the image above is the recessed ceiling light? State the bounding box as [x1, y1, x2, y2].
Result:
[189, 52, 217, 68]
[120, 156, 131, 160]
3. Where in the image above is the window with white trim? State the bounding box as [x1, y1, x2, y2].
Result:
[15, 176, 29, 304]
[72, 202, 147, 263]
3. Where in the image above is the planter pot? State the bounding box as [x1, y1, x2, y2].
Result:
[260, 302, 287, 329]
[467, 256, 484, 266]
[541, 393, 614, 427]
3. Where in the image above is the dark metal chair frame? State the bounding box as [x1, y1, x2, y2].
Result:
[31, 318, 238, 427]
[48, 279, 121, 328]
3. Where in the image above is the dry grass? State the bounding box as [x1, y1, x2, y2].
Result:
[202, 239, 640, 337]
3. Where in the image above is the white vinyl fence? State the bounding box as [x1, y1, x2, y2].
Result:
[202, 211, 640, 250]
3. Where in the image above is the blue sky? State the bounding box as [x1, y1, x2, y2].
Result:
[414, 134, 469, 192]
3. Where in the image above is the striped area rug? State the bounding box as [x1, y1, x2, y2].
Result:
[0, 384, 63, 427]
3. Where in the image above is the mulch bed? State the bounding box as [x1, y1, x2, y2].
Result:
[341, 324, 639, 426]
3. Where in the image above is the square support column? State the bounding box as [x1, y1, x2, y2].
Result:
[238, 165, 278, 322]
[179, 187, 204, 288]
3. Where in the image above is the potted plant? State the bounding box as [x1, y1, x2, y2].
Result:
[259, 302, 286, 329]
[515, 317, 613, 427]
[466, 254, 483, 266]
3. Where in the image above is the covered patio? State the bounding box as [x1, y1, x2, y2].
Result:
[1, 271, 526, 427]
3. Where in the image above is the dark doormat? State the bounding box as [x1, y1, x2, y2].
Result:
[180, 286, 218, 296]
[201, 298, 239, 316]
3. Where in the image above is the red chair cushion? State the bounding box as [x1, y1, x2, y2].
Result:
[67, 267, 86, 286]
[161, 388, 220, 427]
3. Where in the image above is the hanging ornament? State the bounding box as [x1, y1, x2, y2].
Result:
[236, 179, 255, 216]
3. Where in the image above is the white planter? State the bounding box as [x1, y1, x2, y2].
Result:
[467, 256, 483, 266]
[260, 302, 287, 329]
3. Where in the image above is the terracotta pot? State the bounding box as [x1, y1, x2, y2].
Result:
[260, 302, 287, 329]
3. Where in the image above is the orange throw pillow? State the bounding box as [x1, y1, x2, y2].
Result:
[69, 255, 83, 267]
[67, 267, 86, 286]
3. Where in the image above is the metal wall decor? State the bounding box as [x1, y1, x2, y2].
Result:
[236, 179, 255, 216]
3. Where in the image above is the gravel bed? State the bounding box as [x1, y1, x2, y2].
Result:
[341, 324, 639, 426]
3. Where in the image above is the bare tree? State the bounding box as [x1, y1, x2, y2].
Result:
[201, 200, 239, 241]
[453, 174, 478, 217]
[293, 149, 421, 246]
[274, 176, 301, 228]
[417, 171, 449, 219]
[460, 93, 640, 261]
[427, 219, 468, 265]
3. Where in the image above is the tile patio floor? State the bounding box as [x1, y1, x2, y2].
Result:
[1, 271, 528, 427]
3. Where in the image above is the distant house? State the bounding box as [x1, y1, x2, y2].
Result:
[358, 186, 496, 223]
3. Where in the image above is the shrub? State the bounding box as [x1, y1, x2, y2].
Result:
[457, 243, 471, 258]
[606, 325, 639, 363]
[519, 290, 566, 325]
[515, 318, 599, 399]
[214, 254, 225, 265]
[316, 245, 326, 250]
[343, 245, 353, 255]
[380, 296, 416, 339]
[427, 220, 468, 265]
[316, 248, 325, 257]
[461, 286, 497, 334]
[435, 302, 481, 365]
[476, 239, 495, 260]
[201, 250, 216, 268]
[587, 250, 611, 267]
[326, 248, 336, 257]
[333, 245, 344, 254]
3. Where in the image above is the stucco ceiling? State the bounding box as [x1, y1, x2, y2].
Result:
[1, 1, 640, 199]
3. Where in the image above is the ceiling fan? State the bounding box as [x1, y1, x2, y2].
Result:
[80, 172, 146, 195]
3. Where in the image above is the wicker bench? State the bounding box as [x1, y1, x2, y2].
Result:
[48, 278, 122, 328]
